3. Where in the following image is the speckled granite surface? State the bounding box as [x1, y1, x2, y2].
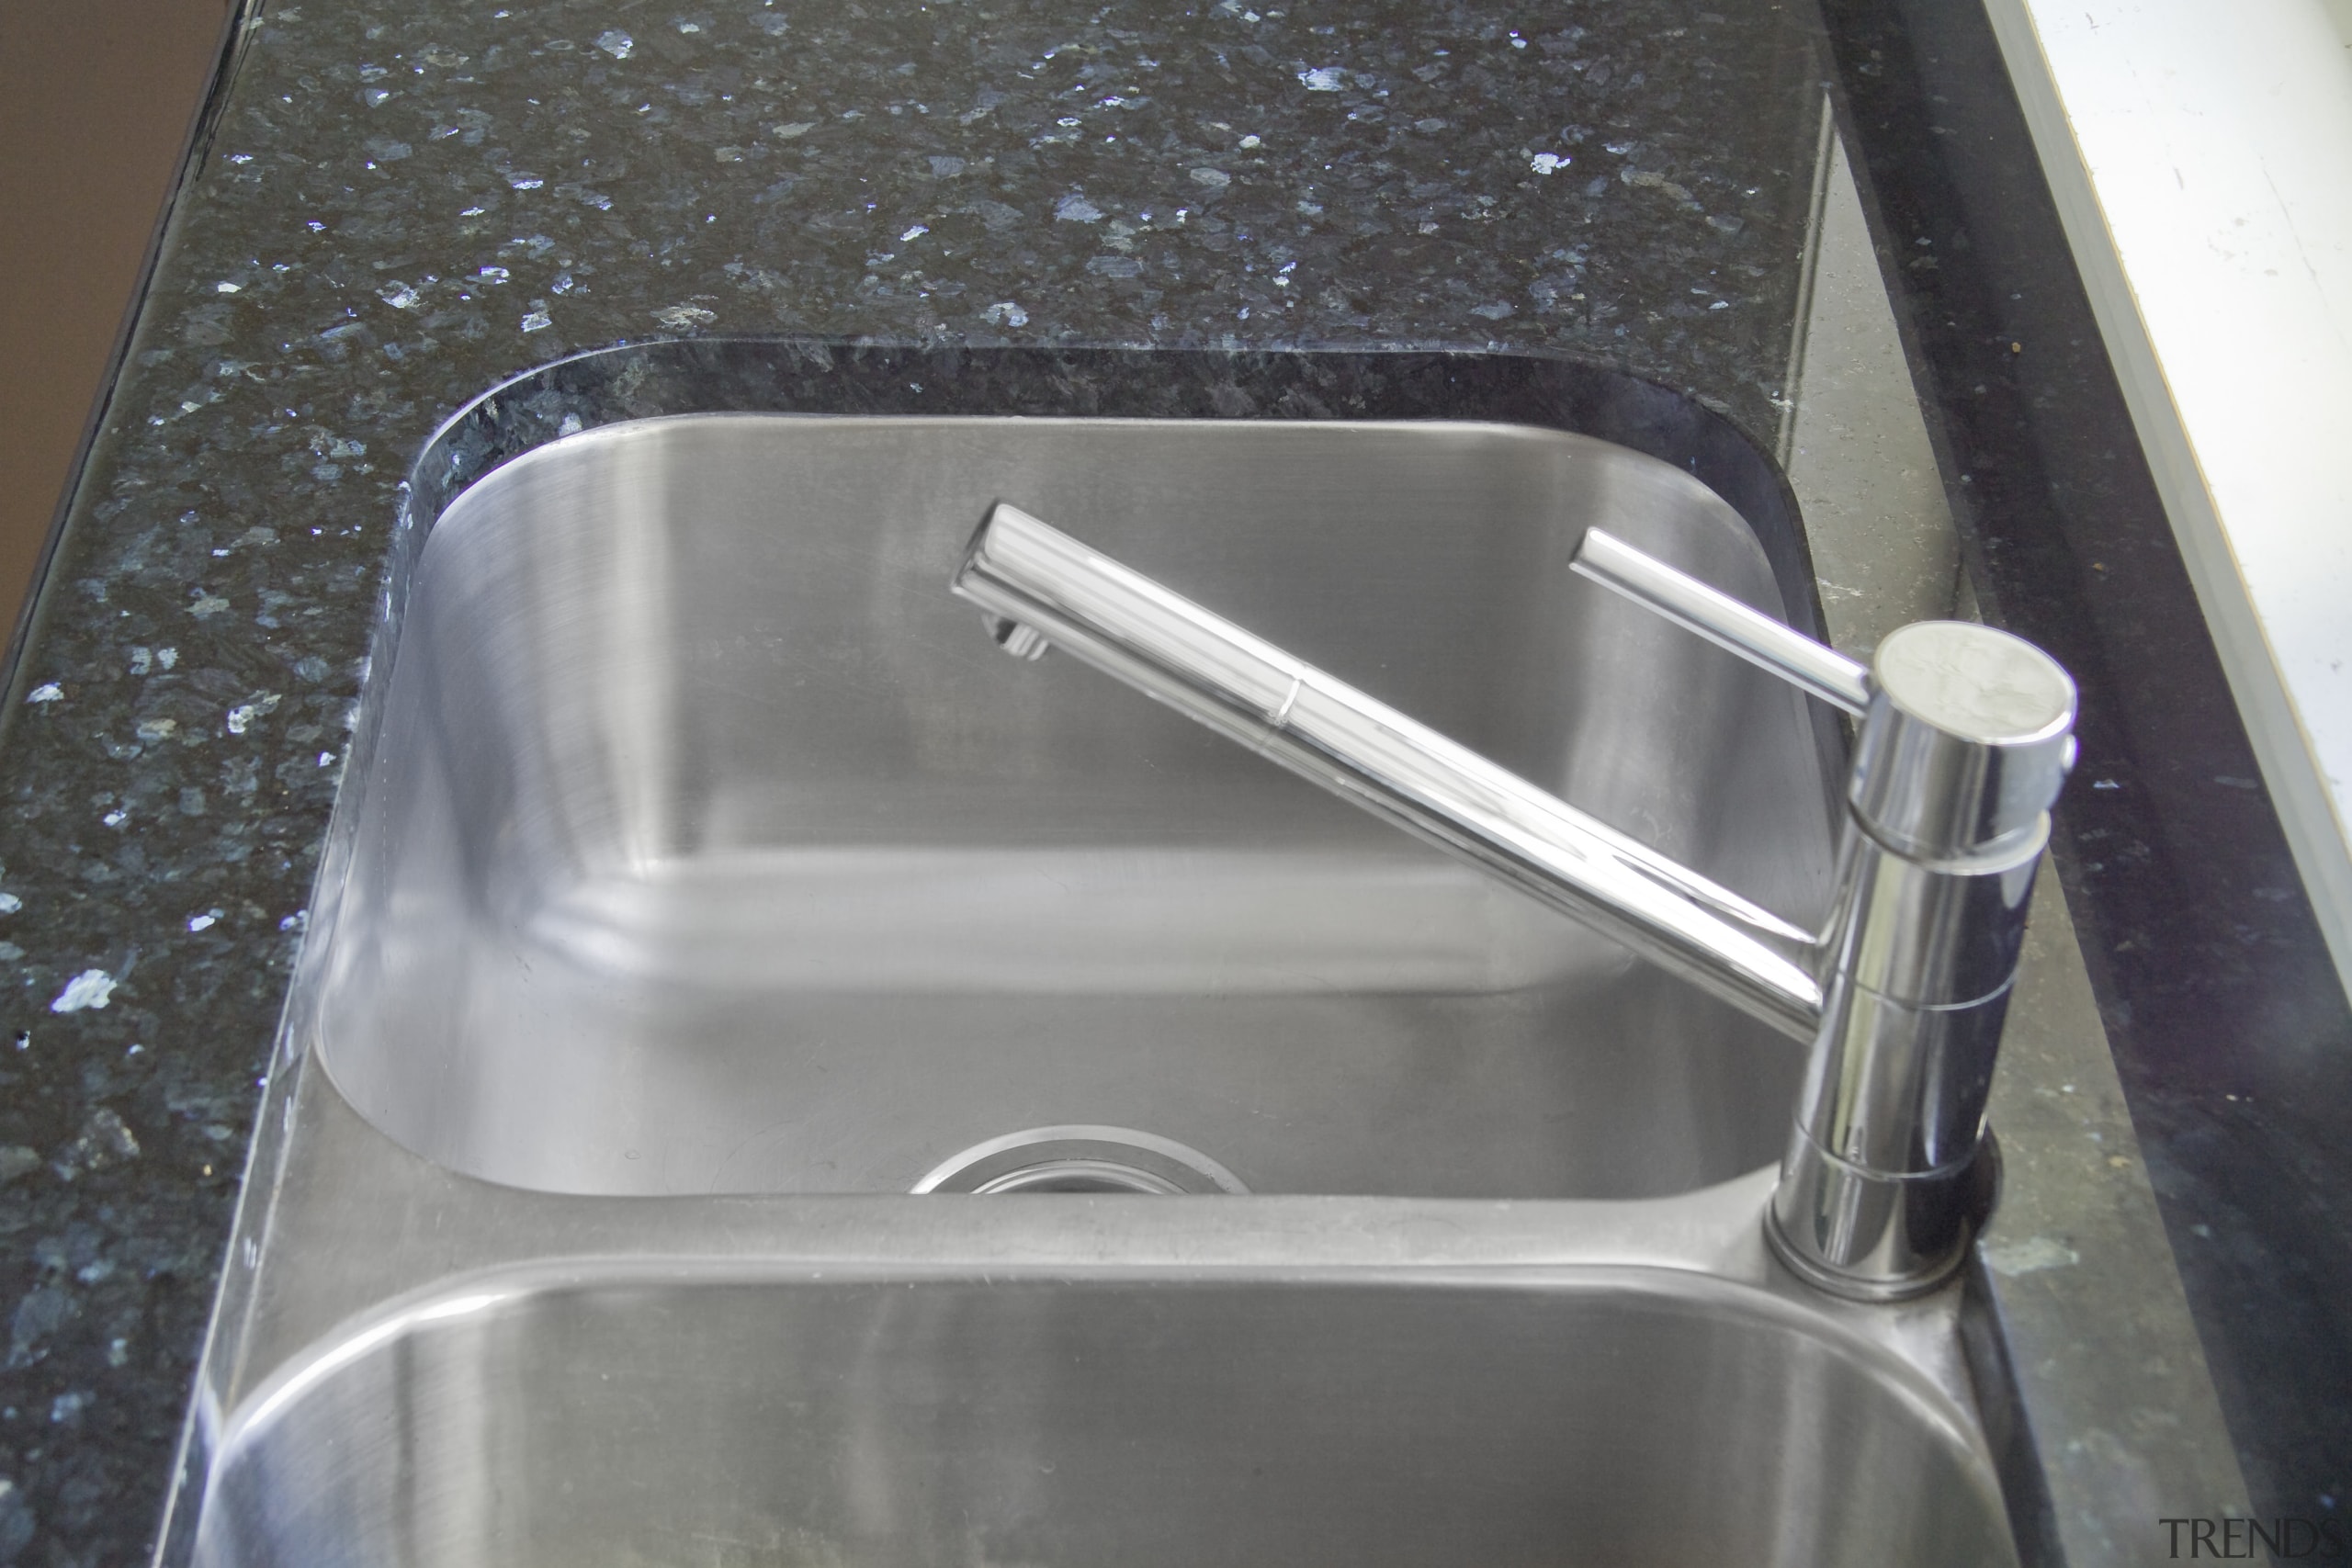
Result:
[0, 0, 1834, 1556]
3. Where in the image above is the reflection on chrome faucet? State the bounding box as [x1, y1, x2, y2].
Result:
[953, 503, 2076, 1300]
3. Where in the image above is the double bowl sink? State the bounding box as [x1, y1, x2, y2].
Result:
[164, 345, 2020, 1565]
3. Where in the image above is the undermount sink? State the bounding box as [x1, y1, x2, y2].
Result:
[148, 347, 2104, 1568]
[306, 412, 1838, 1198]
[193, 1262, 2009, 1568]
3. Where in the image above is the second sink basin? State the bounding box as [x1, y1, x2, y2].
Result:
[193, 1262, 2010, 1568]
[309, 413, 1838, 1197]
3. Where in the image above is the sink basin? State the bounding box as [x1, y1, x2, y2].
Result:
[308, 413, 1838, 1197]
[193, 1262, 2009, 1568]
[147, 344, 2252, 1568]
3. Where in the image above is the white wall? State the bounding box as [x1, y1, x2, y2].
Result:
[1984, 0, 2352, 998]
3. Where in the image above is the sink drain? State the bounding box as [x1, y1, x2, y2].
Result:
[913, 1125, 1248, 1195]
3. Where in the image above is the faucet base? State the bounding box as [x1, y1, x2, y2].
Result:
[1763, 1131, 2001, 1302]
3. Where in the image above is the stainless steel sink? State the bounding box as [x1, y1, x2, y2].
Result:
[307, 413, 1837, 1198]
[192, 1260, 2009, 1568]
[159, 344, 2256, 1568]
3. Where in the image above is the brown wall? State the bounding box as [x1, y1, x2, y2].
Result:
[0, 0, 233, 638]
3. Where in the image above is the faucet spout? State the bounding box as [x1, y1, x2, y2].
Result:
[952, 502, 1824, 1040]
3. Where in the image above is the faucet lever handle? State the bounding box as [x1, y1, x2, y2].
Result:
[1570, 529, 1871, 716]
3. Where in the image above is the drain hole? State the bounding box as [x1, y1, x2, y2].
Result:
[969, 1158, 1187, 1195]
[914, 1125, 1248, 1196]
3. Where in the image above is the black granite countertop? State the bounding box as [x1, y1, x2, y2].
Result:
[3, 0, 2345, 1560]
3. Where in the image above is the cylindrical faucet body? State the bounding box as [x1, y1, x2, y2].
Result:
[1768, 825, 2043, 1292]
[1769, 621, 2075, 1296]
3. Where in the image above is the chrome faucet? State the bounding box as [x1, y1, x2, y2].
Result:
[953, 503, 2076, 1300]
